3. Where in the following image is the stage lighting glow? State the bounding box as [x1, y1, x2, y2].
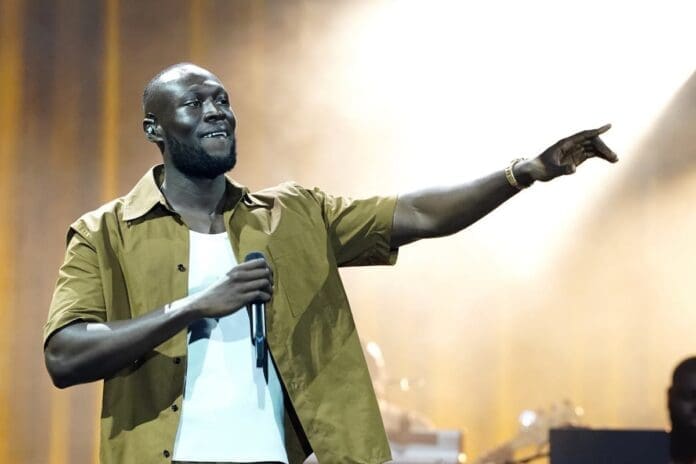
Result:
[331, 0, 696, 276]
[365, 341, 386, 368]
[519, 410, 537, 428]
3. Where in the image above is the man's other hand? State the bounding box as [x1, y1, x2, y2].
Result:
[519, 124, 619, 183]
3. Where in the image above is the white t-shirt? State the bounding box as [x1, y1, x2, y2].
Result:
[172, 230, 288, 463]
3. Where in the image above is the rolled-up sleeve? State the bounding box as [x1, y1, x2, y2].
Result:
[307, 187, 399, 267]
[44, 226, 107, 345]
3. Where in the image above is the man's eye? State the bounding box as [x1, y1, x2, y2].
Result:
[185, 100, 201, 107]
[217, 97, 229, 105]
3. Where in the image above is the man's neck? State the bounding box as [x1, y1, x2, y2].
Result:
[161, 165, 227, 215]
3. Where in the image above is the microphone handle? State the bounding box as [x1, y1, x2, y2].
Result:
[253, 301, 266, 369]
[244, 252, 269, 381]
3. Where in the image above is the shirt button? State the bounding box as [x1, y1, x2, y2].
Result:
[177, 264, 186, 272]
[171, 404, 178, 412]
[173, 357, 181, 364]
[162, 449, 170, 458]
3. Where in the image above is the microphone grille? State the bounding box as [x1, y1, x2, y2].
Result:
[244, 251, 266, 262]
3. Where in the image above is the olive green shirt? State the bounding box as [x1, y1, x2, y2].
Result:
[45, 165, 398, 464]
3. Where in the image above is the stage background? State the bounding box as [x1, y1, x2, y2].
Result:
[1, 0, 695, 462]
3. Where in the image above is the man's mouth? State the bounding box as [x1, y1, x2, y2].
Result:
[201, 130, 229, 139]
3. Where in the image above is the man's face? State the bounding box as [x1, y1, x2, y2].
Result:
[670, 372, 696, 429]
[150, 66, 237, 179]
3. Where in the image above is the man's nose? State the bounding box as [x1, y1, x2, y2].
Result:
[202, 99, 225, 121]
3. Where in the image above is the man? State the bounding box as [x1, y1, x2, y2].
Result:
[43, 63, 617, 464]
[669, 357, 696, 464]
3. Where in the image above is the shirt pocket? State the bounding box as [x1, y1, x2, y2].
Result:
[267, 230, 332, 318]
[120, 236, 188, 317]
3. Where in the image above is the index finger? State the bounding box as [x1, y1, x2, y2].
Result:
[235, 258, 269, 269]
[229, 259, 274, 284]
[564, 123, 612, 146]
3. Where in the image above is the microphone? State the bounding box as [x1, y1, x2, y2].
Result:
[245, 251, 268, 383]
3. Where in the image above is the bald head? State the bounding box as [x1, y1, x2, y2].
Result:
[670, 356, 696, 430]
[142, 62, 221, 115]
[673, 357, 696, 385]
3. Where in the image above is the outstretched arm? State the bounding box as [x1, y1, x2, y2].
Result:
[390, 124, 618, 248]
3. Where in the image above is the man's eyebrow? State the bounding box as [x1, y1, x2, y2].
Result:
[177, 92, 198, 103]
[210, 86, 227, 97]
[180, 84, 227, 99]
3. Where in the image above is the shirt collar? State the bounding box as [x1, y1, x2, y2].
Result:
[122, 165, 260, 222]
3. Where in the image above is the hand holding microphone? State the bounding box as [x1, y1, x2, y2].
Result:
[186, 251, 271, 381]
[244, 252, 268, 380]
[188, 253, 273, 320]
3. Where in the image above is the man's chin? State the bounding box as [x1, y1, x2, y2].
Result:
[167, 135, 236, 179]
[194, 161, 235, 179]
[171, 156, 236, 180]
[200, 144, 236, 173]
[207, 153, 236, 167]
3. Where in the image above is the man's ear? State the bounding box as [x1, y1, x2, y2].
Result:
[143, 114, 163, 143]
